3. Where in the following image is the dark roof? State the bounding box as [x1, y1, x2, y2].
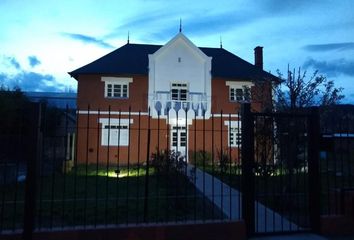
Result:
[69, 43, 277, 81]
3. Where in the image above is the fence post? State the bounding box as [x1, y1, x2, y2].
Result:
[308, 107, 321, 233]
[22, 103, 42, 240]
[241, 103, 255, 236]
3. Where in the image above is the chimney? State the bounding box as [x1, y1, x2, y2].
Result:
[254, 46, 263, 70]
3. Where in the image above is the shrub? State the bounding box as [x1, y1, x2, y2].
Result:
[189, 150, 212, 167]
[217, 149, 231, 173]
[150, 150, 185, 175]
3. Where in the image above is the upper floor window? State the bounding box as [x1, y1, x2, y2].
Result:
[229, 87, 250, 102]
[102, 77, 133, 99]
[171, 83, 188, 101]
[107, 83, 128, 98]
[226, 81, 254, 103]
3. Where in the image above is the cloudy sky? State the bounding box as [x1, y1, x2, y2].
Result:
[0, 0, 353, 102]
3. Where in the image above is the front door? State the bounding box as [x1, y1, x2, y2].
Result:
[170, 125, 187, 160]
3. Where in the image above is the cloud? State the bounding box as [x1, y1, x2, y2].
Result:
[303, 42, 354, 52]
[105, 11, 176, 40]
[3, 56, 21, 70]
[62, 32, 114, 49]
[0, 71, 65, 92]
[28, 56, 41, 67]
[0, 55, 65, 92]
[255, 0, 329, 15]
[303, 57, 354, 77]
[109, 10, 262, 42]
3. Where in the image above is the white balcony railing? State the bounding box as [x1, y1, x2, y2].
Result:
[149, 92, 211, 117]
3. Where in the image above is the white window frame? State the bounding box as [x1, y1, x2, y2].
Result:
[226, 81, 254, 102]
[99, 118, 133, 146]
[170, 82, 188, 101]
[102, 77, 133, 99]
[225, 121, 242, 147]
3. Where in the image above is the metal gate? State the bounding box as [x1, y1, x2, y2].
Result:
[241, 103, 321, 236]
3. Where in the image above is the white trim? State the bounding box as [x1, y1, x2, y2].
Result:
[224, 120, 242, 128]
[99, 118, 133, 125]
[168, 117, 193, 125]
[225, 81, 254, 87]
[101, 77, 133, 84]
[78, 111, 240, 118]
[213, 114, 240, 117]
[78, 110, 149, 116]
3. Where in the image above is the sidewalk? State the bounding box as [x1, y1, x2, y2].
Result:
[186, 164, 298, 232]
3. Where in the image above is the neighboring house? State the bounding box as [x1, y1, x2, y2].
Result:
[69, 32, 277, 165]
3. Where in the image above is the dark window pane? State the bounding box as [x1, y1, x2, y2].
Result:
[236, 89, 243, 101]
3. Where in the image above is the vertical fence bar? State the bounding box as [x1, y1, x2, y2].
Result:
[228, 113, 232, 219]
[125, 107, 132, 224]
[237, 112, 241, 220]
[105, 105, 111, 226]
[155, 111, 160, 222]
[220, 110, 224, 217]
[95, 108, 101, 227]
[23, 103, 42, 240]
[202, 111, 206, 221]
[211, 113, 215, 220]
[12, 107, 25, 231]
[143, 108, 151, 223]
[83, 105, 90, 228]
[49, 133, 57, 229]
[166, 108, 170, 222]
[135, 110, 141, 224]
[241, 103, 255, 237]
[193, 110, 197, 222]
[184, 106, 188, 222]
[308, 107, 321, 233]
[61, 104, 69, 229]
[37, 104, 47, 230]
[115, 109, 121, 225]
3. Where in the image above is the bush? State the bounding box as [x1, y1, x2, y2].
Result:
[189, 150, 212, 167]
[150, 150, 185, 175]
[217, 149, 231, 173]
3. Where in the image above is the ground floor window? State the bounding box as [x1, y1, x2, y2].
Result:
[225, 121, 241, 147]
[172, 126, 187, 147]
[99, 118, 132, 146]
[229, 127, 241, 147]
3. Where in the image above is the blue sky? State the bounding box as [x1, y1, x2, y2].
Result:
[0, 0, 353, 102]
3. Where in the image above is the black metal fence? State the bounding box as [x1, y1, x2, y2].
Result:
[1, 102, 353, 239]
[241, 106, 320, 235]
[320, 107, 354, 217]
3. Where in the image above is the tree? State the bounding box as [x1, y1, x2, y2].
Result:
[274, 66, 344, 111]
[0, 85, 30, 133]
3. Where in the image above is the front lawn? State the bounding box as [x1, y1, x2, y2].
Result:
[0, 164, 225, 231]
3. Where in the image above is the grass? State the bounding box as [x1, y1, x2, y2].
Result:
[0, 164, 225, 231]
[194, 162, 311, 227]
[195, 157, 354, 228]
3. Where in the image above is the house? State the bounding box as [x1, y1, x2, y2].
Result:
[69, 32, 277, 166]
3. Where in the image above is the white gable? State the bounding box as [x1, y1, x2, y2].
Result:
[148, 33, 212, 118]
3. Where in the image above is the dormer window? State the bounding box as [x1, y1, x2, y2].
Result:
[102, 77, 133, 99]
[171, 82, 188, 101]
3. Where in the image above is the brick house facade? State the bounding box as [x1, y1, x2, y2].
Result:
[69, 33, 277, 165]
